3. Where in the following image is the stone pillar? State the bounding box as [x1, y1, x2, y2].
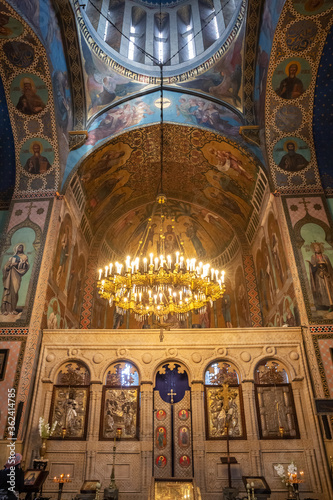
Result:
[120, 1, 131, 57]
[291, 380, 308, 440]
[191, 0, 204, 56]
[213, 0, 225, 33]
[191, 381, 206, 492]
[145, 10, 154, 65]
[242, 380, 261, 476]
[87, 382, 103, 442]
[169, 9, 179, 66]
[97, 0, 108, 40]
[140, 382, 153, 494]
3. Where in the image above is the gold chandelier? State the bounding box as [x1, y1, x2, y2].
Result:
[97, 65, 226, 322]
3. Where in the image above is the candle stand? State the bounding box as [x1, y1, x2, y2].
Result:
[104, 428, 122, 500]
[53, 474, 72, 500]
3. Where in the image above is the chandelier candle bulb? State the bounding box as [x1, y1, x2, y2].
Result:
[105, 266, 108, 277]
[167, 255, 171, 268]
[154, 257, 158, 270]
[180, 256, 184, 268]
[98, 269, 102, 280]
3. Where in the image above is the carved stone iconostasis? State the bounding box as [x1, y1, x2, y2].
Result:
[24, 327, 332, 500]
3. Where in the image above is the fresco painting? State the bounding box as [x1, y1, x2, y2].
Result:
[10, 74, 48, 115]
[300, 223, 333, 319]
[67, 248, 86, 320]
[3, 41, 34, 67]
[293, 0, 333, 16]
[81, 33, 148, 119]
[285, 19, 317, 53]
[19, 138, 54, 175]
[255, 240, 275, 322]
[274, 105, 303, 133]
[0, 227, 36, 322]
[47, 297, 61, 329]
[234, 266, 251, 327]
[272, 58, 312, 100]
[105, 200, 234, 261]
[254, 0, 285, 125]
[273, 137, 311, 172]
[52, 214, 72, 291]
[0, 11, 23, 39]
[267, 213, 288, 291]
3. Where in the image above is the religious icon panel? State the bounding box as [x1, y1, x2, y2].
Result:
[100, 386, 139, 439]
[49, 386, 89, 439]
[205, 385, 246, 440]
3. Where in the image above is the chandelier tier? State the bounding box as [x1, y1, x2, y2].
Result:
[97, 59, 226, 321]
[97, 194, 225, 321]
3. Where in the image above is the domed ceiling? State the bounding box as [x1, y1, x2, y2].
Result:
[77, 123, 266, 260]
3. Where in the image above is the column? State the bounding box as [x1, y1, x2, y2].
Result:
[191, 381, 206, 492]
[241, 380, 261, 476]
[145, 10, 154, 65]
[213, 0, 225, 34]
[140, 381, 153, 494]
[191, 0, 204, 57]
[169, 9, 179, 66]
[119, 1, 131, 57]
[97, 0, 108, 41]
[87, 382, 103, 442]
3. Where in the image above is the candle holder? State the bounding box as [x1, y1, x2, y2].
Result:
[246, 482, 257, 500]
[53, 474, 72, 500]
[104, 427, 122, 500]
[286, 471, 304, 500]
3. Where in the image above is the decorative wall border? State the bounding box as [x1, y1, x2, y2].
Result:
[312, 333, 332, 398]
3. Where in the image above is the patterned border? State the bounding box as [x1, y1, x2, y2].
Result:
[0, 336, 26, 439]
[242, 254, 262, 327]
[312, 333, 332, 398]
[0, 328, 29, 335]
[0, 0, 60, 195]
[53, 0, 86, 131]
[264, 0, 333, 193]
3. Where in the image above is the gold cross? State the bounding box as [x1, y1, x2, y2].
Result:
[167, 388, 177, 404]
[218, 383, 237, 411]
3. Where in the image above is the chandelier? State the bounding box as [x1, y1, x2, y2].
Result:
[97, 65, 226, 322]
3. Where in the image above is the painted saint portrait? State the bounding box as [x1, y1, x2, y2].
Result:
[1, 243, 29, 316]
[179, 426, 190, 448]
[0, 13, 23, 39]
[273, 137, 311, 172]
[156, 455, 167, 468]
[178, 409, 189, 421]
[307, 241, 333, 312]
[156, 409, 167, 421]
[179, 455, 191, 467]
[156, 426, 167, 449]
[12, 75, 47, 115]
[272, 58, 311, 100]
[20, 138, 54, 175]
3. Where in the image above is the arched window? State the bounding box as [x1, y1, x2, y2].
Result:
[49, 361, 90, 440]
[204, 361, 246, 440]
[255, 360, 299, 439]
[100, 361, 139, 440]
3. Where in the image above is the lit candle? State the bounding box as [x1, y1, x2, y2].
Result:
[109, 263, 113, 275]
[155, 257, 159, 270]
[215, 270, 219, 280]
[180, 256, 184, 269]
[148, 290, 152, 299]
[135, 257, 139, 272]
[211, 268, 214, 280]
[186, 259, 190, 270]
[167, 255, 171, 268]
[98, 269, 102, 280]
[126, 256, 130, 270]
[143, 257, 147, 272]
[159, 293, 163, 303]
[154, 294, 157, 304]
[179, 291, 182, 301]
[160, 255, 164, 268]
[105, 265, 108, 277]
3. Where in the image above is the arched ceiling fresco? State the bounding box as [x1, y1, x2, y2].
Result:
[76, 123, 266, 257]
